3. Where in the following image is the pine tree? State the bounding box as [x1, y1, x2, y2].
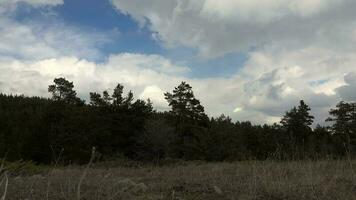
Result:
[89, 92, 105, 106]
[164, 82, 208, 159]
[327, 101, 356, 152]
[112, 83, 124, 106]
[164, 82, 206, 121]
[281, 100, 314, 158]
[48, 77, 83, 105]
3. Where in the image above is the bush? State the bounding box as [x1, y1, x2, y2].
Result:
[2, 160, 48, 176]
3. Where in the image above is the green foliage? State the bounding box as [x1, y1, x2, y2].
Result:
[1, 78, 355, 164]
[0, 78, 153, 164]
[280, 100, 315, 158]
[164, 82, 209, 160]
[48, 77, 84, 105]
[112, 83, 124, 106]
[136, 116, 177, 161]
[327, 101, 356, 153]
[281, 100, 314, 131]
[164, 82, 207, 121]
[2, 160, 47, 176]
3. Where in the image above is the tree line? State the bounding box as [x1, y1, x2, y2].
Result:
[0, 77, 355, 164]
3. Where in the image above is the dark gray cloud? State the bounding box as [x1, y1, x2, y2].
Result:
[336, 73, 356, 101]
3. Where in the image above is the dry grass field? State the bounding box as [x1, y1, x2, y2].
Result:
[1, 160, 356, 200]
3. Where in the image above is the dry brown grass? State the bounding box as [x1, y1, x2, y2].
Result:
[2, 160, 356, 200]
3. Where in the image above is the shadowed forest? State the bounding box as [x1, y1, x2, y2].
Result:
[1, 77, 355, 164]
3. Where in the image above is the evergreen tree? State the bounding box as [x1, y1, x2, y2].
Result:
[102, 91, 112, 105]
[327, 101, 356, 152]
[164, 82, 206, 121]
[89, 92, 105, 106]
[123, 90, 134, 108]
[2, 78, 355, 163]
[281, 100, 314, 158]
[164, 82, 208, 159]
[48, 77, 83, 105]
[112, 83, 124, 106]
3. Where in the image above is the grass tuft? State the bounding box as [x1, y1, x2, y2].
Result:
[2, 160, 356, 199]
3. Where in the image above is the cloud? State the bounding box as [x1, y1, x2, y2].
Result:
[1, 0, 356, 126]
[0, 0, 63, 7]
[0, 54, 189, 109]
[0, 0, 115, 61]
[230, 46, 356, 124]
[0, 18, 114, 61]
[110, 0, 355, 58]
[105, 53, 190, 75]
[336, 72, 356, 101]
[140, 85, 168, 109]
[201, 0, 342, 22]
[0, 0, 63, 14]
[0, 18, 57, 60]
[1, 47, 355, 125]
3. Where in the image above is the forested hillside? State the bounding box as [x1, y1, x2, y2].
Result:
[0, 78, 355, 164]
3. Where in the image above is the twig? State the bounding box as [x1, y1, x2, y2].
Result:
[77, 147, 96, 200]
[47, 147, 64, 200]
[1, 172, 8, 200]
[344, 143, 356, 178]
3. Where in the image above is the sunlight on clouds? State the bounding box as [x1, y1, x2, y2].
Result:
[233, 107, 243, 113]
[281, 86, 296, 96]
[311, 78, 345, 95]
[33, 57, 96, 77]
[140, 85, 168, 109]
[266, 116, 281, 124]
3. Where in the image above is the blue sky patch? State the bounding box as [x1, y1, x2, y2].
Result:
[11, 0, 247, 78]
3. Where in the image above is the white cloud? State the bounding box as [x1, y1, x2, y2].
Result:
[1, 0, 356, 126]
[233, 107, 243, 113]
[0, 0, 113, 61]
[111, 0, 355, 58]
[140, 85, 168, 109]
[0, 0, 63, 7]
[1, 47, 356, 125]
[0, 54, 189, 109]
[105, 53, 190, 75]
[0, 0, 63, 14]
[201, 0, 341, 23]
[0, 18, 57, 60]
[231, 46, 356, 124]
[0, 18, 112, 60]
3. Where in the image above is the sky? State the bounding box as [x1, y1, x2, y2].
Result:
[0, 0, 356, 125]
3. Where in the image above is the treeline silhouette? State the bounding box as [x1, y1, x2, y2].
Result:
[0, 77, 355, 164]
